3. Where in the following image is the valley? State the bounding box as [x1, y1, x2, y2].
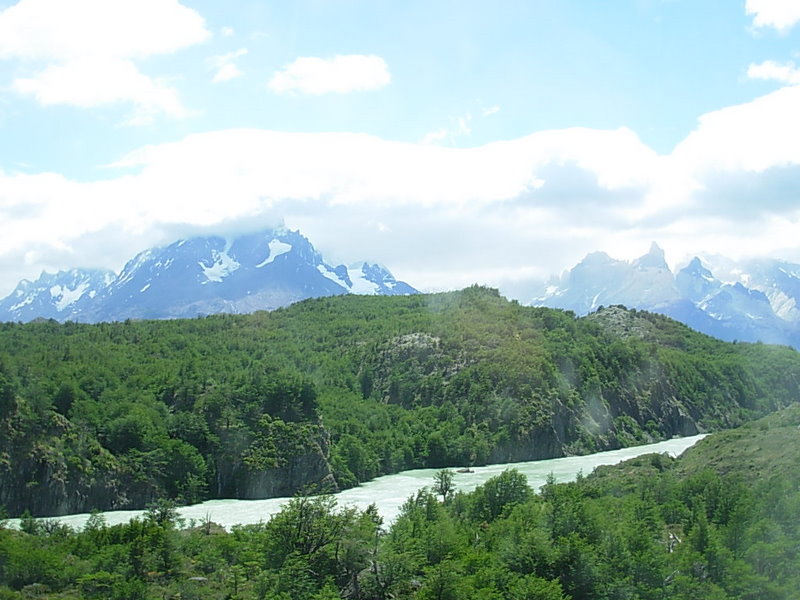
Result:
[2, 286, 798, 518]
[1, 406, 797, 599]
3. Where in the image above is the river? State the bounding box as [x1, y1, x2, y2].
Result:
[10, 434, 705, 531]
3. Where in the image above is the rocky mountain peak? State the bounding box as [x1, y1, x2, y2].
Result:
[0, 228, 418, 323]
[534, 245, 800, 349]
[634, 242, 669, 271]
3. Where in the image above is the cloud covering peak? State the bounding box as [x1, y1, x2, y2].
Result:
[2, 81, 799, 297]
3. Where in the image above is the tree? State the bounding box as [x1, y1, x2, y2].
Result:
[472, 469, 531, 522]
[433, 469, 455, 503]
[0, 373, 16, 420]
[262, 495, 347, 564]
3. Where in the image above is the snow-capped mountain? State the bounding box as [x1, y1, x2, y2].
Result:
[538, 243, 679, 315]
[0, 269, 116, 323]
[693, 255, 800, 324]
[534, 243, 800, 349]
[0, 228, 417, 323]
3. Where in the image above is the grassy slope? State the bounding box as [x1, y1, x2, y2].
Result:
[675, 403, 800, 481]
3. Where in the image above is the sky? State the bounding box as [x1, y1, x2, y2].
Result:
[0, 0, 799, 300]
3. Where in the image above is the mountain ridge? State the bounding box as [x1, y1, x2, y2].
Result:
[0, 227, 417, 323]
[534, 243, 800, 349]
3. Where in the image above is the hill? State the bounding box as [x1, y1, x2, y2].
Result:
[674, 402, 800, 481]
[1, 286, 800, 517]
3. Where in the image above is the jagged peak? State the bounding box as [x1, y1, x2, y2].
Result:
[679, 256, 714, 278]
[21, 268, 115, 286]
[0, 226, 418, 323]
[356, 261, 392, 276]
[687, 256, 704, 269]
[577, 251, 614, 267]
[634, 242, 669, 271]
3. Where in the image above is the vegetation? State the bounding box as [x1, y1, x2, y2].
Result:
[1, 286, 800, 516]
[1, 405, 799, 598]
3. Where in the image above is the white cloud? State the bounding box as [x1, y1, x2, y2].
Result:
[221, 26, 235, 37]
[209, 48, 248, 83]
[482, 105, 500, 116]
[747, 60, 800, 84]
[746, 0, 800, 32]
[672, 85, 800, 174]
[3, 85, 800, 296]
[0, 126, 659, 295]
[13, 57, 189, 119]
[664, 85, 800, 227]
[213, 63, 244, 83]
[0, 0, 209, 120]
[268, 55, 391, 94]
[0, 0, 209, 60]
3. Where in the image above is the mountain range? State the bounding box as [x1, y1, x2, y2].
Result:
[0, 228, 417, 323]
[5, 231, 800, 350]
[533, 242, 800, 349]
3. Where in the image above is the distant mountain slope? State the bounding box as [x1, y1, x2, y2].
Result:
[0, 228, 417, 323]
[534, 243, 800, 348]
[0, 269, 116, 323]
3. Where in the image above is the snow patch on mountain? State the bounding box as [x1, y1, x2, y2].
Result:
[0, 268, 118, 322]
[766, 290, 797, 321]
[200, 249, 240, 283]
[256, 240, 292, 267]
[50, 282, 90, 311]
[117, 250, 154, 287]
[590, 292, 602, 311]
[9, 294, 34, 312]
[317, 264, 348, 288]
[347, 267, 382, 295]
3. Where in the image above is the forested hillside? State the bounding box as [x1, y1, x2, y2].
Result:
[1, 286, 799, 517]
[1, 402, 798, 599]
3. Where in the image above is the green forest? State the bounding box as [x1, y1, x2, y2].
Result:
[2, 286, 800, 517]
[2, 403, 799, 599]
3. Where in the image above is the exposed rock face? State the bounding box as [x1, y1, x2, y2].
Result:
[0, 413, 137, 517]
[485, 391, 700, 464]
[487, 423, 566, 464]
[0, 411, 337, 518]
[239, 437, 338, 499]
[214, 424, 338, 500]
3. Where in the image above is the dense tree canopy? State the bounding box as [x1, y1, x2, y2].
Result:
[2, 405, 799, 598]
[1, 286, 799, 517]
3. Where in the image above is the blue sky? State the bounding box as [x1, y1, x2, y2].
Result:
[0, 0, 799, 298]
